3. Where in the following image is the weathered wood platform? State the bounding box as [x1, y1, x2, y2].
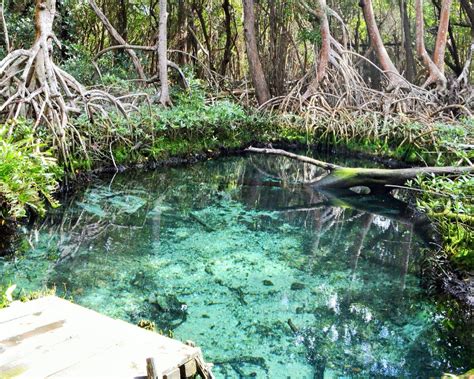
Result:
[0, 296, 204, 378]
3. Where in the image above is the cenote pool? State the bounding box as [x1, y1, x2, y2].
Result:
[1, 153, 473, 378]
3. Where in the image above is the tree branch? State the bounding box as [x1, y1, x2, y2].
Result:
[247, 147, 474, 192]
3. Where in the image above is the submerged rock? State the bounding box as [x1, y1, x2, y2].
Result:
[291, 282, 305, 291]
[148, 293, 187, 316]
[145, 292, 189, 330]
[263, 280, 274, 286]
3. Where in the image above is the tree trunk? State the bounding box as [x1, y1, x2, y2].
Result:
[192, 0, 215, 72]
[359, 0, 406, 89]
[220, 0, 233, 76]
[267, 0, 289, 97]
[433, 0, 453, 72]
[458, 0, 474, 85]
[117, 0, 128, 42]
[460, 0, 474, 37]
[431, 0, 463, 76]
[158, 0, 171, 106]
[175, 0, 188, 66]
[88, 0, 146, 80]
[0, 0, 10, 52]
[415, 0, 447, 88]
[399, 0, 416, 82]
[247, 147, 474, 192]
[303, 0, 331, 99]
[242, 0, 271, 105]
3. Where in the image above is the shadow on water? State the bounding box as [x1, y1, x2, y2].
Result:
[1, 154, 473, 378]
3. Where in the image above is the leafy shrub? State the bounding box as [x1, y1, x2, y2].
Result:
[69, 81, 278, 167]
[411, 173, 474, 269]
[0, 121, 61, 220]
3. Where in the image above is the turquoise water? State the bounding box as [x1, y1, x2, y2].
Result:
[1, 154, 473, 378]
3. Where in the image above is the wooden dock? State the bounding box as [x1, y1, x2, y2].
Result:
[0, 296, 211, 378]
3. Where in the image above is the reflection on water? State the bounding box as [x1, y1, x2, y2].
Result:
[1, 154, 473, 378]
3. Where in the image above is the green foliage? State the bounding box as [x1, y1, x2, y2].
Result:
[0, 284, 17, 309]
[0, 284, 57, 309]
[410, 174, 474, 269]
[0, 285, 10, 309]
[298, 28, 322, 45]
[18, 286, 56, 303]
[0, 120, 61, 220]
[60, 44, 98, 86]
[69, 81, 279, 168]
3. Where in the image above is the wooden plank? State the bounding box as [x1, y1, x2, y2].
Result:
[47, 340, 160, 378]
[47, 333, 198, 378]
[147, 357, 159, 379]
[0, 296, 57, 325]
[0, 297, 202, 379]
[0, 296, 83, 340]
[181, 359, 197, 378]
[0, 333, 122, 378]
[1, 298, 124, 366]
[163, 367, 181, 379]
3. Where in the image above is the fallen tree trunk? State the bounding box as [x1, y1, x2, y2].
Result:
[247, 147, 474, 192]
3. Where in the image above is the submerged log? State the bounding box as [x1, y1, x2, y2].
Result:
[246, 147, 474, 192]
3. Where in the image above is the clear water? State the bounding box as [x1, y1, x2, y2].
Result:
[1, 154, 473, 378]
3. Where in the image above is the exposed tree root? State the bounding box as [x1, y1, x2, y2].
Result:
[0, 0, 126, 166]
[260, 0, 473, 126]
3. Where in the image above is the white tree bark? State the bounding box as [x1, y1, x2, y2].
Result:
[158, 0, 172, 106]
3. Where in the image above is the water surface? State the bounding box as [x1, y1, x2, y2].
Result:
[1, 154, 472, 378]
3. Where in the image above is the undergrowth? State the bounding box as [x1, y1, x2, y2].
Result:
[300, 114, 474, 166]
[0, 121, 61, 220]
[68, 80, 279, 170]
[410, 174, 474, 269]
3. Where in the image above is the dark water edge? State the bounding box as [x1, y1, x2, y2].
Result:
[1, 152, 473, 378]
